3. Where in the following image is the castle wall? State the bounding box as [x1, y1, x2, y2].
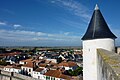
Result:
[0, 70, 40, 80]
[83, 38, 115, 80]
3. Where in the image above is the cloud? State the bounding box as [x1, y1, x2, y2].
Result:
[50, 0, 91, 21]
[58, 17, 86, 30]
[0, 29, 81, 46]
[0, 29, 47, 41]
[0, 21, 6, 26]
[51, 0, 55, 3]
[0, 20, 24, 30]
[13, 24, 21, 27]
[13, 24, 22, 29]
[63, 32, 70, 35]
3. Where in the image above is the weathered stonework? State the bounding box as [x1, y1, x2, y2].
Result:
[0, 70, 40, 80]
[97, 49, 120, 80]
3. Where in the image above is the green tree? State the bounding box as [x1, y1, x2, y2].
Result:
[68, 67, 83, 76]
[0, 60, 8, 66]
[57, 57, 62, 63]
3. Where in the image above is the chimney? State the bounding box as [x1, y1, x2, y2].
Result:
[32, 61, 37, 70]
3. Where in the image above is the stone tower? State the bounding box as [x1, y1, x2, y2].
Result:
[81, 4, 117, 80]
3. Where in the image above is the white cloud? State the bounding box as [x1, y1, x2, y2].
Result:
[13, 24, 22, 29]
[51, 0, 55, 3]
[0, 21, 6, 26]
[13, 24, 21, 27]
[59, 31, 71, 36]
[36, 32, 47, 36]
[0, 21, 23, 30]
[0, 29, 80, 46]
[63, 32, 70, 35]
[58, 18, 87, 30]
[50, 0, 91, 21]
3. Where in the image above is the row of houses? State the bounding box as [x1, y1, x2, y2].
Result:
[2, 58, 80, 80]
[0, 48, 83, 80]
[1, 49, 82, 64]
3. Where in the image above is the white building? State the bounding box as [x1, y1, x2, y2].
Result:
[32, 68, 47, 80]
[58, 61, 78, 70]
[4, 65, 21, 73]
[46, 59, 57, 63]
[81, 4, 117, 80]
[44, 70, 71, 80]
[6, 59, 15, 64]
[21, 62, 34, 76]
[19, 59, 32, 65]
[58, 55, 65, 60]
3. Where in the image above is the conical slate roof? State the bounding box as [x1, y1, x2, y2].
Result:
[81, 4, 117, 40]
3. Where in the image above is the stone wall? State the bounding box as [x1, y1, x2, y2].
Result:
[0, 70, 41, 80]
[0, 75, 10, 80]
[14, 73, 40, 80]
[97, 49, 120, 80]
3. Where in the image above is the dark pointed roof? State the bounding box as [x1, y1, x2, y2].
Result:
[81, 4, 117, 40]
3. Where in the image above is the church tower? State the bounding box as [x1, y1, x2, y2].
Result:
[81, 4, 117, 80]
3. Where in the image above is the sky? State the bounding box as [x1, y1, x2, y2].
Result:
[0, 0, 120, 46]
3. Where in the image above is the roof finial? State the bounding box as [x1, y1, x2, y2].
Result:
[95, 4, 99, 10]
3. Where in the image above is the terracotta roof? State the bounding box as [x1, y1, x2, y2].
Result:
[51, 64, 59, 69]
[0, 52, 21, 57]
[58, 61, 77, 67]
[22, 59, 47, 68]
[50, 63, 58, 66]
[60, 74, 71, 80]
[39, 63, 47, 67]
[34, 68, 44, 72]
[13, 66, 21, 69]
[4, 65, 21, 69]
[4, 65, 12, 68]
[20, 59, 42, 62]
[44, 70, 61, 77]
[22, 62, 33, 68]
[44, 70, 71, 80]
[0, 65, 5, 68]
[20, 59, 32, 62]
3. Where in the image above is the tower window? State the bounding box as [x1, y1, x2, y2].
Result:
[89, 49, 90, 52]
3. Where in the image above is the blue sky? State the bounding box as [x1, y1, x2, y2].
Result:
[0, 0, 120, 46]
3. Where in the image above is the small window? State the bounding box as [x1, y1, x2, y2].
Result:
[46, 76, 50, 80]
[23, 68, 25, 70]
[89, 49, 90, 51]
[51, 77, 55, 80]
[38, 76, 40, 79]
[29, 69, 31, 72]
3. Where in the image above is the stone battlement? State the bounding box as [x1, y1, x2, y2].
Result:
[97, 49, 120, 80]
